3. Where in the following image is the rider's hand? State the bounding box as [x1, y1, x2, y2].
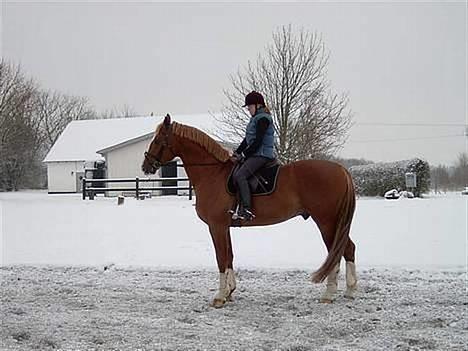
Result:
[230, 153, 239, 163]
[230, 152, 243, 163]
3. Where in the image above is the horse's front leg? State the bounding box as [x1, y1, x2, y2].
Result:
[208, 224, 236, 308]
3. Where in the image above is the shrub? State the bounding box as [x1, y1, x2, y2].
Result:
[349, 158, 430, 197]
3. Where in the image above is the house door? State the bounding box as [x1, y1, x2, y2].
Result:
[161, 161, 177, 195]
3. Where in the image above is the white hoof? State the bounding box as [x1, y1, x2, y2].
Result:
[345, 261, 358, 300]
[344, 287, 357, 299]
[319, 263, 340, 304]
[320, 297, 334, 304]
[320, 289, 336, 303]
[210, 269, 237, 308]
[211, 297, 227, 308]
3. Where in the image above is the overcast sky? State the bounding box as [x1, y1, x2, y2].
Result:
[1, 1, 466, 165]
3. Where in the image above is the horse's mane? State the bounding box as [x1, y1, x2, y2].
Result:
[163, 122, 230, 162]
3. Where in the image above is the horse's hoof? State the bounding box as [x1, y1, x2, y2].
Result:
[319, 298, 334, 304]
[344, 288, 356, 300]
[344, 293, 356, 300]
[211, 298, 226, 308]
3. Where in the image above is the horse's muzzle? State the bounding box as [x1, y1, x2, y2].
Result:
[141, 163, 158, 175]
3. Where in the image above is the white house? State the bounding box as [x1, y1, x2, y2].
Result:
[43, 114, 225, 195]
[96, 132, 187, 197]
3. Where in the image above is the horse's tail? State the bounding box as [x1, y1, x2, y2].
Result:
[311, 167, 356, 283]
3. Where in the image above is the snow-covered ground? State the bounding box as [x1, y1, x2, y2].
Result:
[0, 190, 466, 269]
[1, 265, 467, 350]
[1, 191, 467, 350]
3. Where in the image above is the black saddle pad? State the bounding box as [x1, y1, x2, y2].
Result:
[227, 159, 281, 196]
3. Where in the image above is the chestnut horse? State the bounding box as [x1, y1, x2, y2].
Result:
[142, 115, 357, 308]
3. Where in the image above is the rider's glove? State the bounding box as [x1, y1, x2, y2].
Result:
[231, 152, 245, 163]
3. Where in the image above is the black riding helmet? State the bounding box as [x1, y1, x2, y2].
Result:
[242, 91, 266, 107]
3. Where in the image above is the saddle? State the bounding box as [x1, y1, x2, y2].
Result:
[227, 159, 281, 196]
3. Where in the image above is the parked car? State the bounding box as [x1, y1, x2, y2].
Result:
[462, 187, 468, 195]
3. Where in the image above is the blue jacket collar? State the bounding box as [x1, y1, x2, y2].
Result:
[254, 106, 267, 116]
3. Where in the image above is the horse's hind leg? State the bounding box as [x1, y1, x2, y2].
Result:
[320, 262, 341, 303]
[343, 239, 358, 299]
[317, 222, 341, 303]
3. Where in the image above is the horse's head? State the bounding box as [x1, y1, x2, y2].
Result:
[142, 114, 177, 175]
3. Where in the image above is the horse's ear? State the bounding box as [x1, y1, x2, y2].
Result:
[164, 114, 171, 127]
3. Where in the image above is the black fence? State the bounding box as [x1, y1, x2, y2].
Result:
[82, 177, 193, 200]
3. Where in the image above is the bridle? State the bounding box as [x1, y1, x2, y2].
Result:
[144, 124, 223, 168]
[144, 126, 175, 169]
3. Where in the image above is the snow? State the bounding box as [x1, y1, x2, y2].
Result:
[384, 189, 414, 199]
[42, 113, 220, 163]
[0, 191, 466, 269]
[1, 266, 466, 350]
[1, 191, 466, 350]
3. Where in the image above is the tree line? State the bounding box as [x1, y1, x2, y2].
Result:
[0, 59, 137, 191]
[430, 153, 468, 192]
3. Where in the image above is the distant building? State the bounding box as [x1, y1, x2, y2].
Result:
[42, 114, 227, 195]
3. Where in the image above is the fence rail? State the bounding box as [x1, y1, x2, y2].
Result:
[82, 177, 193, 200]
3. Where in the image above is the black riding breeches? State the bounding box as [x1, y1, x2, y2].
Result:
[232, 156, 272, 209]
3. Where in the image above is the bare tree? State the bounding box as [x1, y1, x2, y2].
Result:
[0, 59, 42, 190]
[36, 90, 95, 150]
[452, 152, 468, 188]
[215, 24, 352, 163]
[331, 156, 374, 169]
[0, 58, 143, 191]
[430, 164, 451, 193]
[97, 104, 138, 119]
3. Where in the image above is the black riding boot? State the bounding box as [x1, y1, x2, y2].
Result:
[230, 156, 269, 221]
[236, 179, 255, 220]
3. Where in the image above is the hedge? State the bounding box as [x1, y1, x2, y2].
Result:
[349, 158, 430, 197]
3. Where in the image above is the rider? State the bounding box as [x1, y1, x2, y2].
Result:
[231, 91, 276, 221]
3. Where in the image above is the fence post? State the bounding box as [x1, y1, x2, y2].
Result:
[136, 177, 140, 200]
[189, 180, 193, 200]
[82, 178, 86, 200]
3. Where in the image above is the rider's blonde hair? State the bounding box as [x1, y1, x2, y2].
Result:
[257, 104, 271, 114]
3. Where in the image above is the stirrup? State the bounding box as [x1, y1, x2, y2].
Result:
[229, 208, 242, 220]
[235, 209, 255, 221]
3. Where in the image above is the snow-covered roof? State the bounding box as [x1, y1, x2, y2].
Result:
[96, 132, 155, 155]
[43, 113, 219, 163]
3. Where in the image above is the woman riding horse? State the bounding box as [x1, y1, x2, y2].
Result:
[231, 91, 276, 221]
[142, 103, 357, 308]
